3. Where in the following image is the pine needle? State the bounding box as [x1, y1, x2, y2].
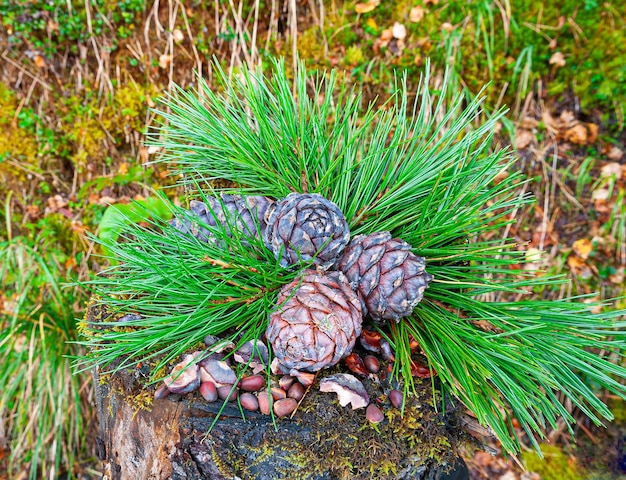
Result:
[80, 58, 626, 455]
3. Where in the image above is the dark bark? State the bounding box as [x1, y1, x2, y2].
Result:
[89, 304, 466, 480]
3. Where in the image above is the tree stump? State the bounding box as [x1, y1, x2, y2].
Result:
[88, 304, 468, 480]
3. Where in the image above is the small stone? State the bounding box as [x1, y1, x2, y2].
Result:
[366, 404, 384, 424]
[239, 392, 259, 411]
[200, 382, 218, 402]
[363, 355, 380, 373]
[287, 382, 305, 401]
[240, 374, 265, 392]
[389, 389, 404, 409]
[217, 385, 238, 401]
[274, 398, 298, 417]
[258, 391, 273, 415]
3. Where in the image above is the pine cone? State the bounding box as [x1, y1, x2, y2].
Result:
[266, 270, 363, 373]
[338, 231, 433, 324]
[264, 193, 350, 270]
[171, 194, 274, 244]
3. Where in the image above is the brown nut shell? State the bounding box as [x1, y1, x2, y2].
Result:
[258, 391, 273, 415]
[287, 382, 305, 401]
[240, 374, 265, 392]
[199, 381, 218, 402]
[389, 389, 404, 409]
[239, 392, 259, 411]
[363, 355, 380, 373]
[274, 398, 298, 417]
[366, 404, 384, 424]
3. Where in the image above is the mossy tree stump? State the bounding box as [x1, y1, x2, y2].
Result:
[89, 305, 468, 480]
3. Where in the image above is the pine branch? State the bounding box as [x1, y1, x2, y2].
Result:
[79, 58, 626, 456]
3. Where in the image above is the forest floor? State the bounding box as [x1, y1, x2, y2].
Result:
[1, 1, 625, 479]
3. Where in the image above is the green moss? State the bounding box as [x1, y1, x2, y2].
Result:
[0, 82, 40, 170]
[522, 444, 586, 480]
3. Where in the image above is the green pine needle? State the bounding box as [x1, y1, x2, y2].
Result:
[79, 58, 626, 456]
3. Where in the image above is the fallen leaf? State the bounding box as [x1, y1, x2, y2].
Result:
[520, 117, 539, 130]
[441, 22, 453, 32]
[47, 194, 68, 212]
[549, 51, 566, 67]
[567, 254, 593, 279]
[118, 162, 129, 175]
[515, 129, 534, 149]
[591, 187, 610, 201]
[559, 110, 576, 125]
[34, 55, 47, 68]
[172, 28, 184, 43]
[606, 145, 623, 161]
[392, 22, 407, 40]
[379, 28, 393, 42]
[98, 195, 118, 205]
[159, 54, 172, 69]
[608, 267, 625, 285]
[586, 122, 598, 143]
[355, 0, 379, 13]
[564, 124, 588, 145]
[409, 6, 424, 23]
[525, 247, 545, 264]
[600, 162, 623, 179]
[572, 238, 592, 260]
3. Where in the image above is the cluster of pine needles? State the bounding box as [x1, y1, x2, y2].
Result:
[79, 58, 626, 455]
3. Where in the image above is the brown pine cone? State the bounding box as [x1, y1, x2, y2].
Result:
[266, 270, 363, 373]
[264, 193, 350, 270]
[338, 231, 433, 324]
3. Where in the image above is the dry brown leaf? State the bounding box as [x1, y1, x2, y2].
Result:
[515, 129, 534, 149]
[564, 124, 588, 145]
[380, 28, 393, 42]
[600, 162, 623, 179]
[392, 22, 407, 40]
[572, 238, 592, 259]
[47, 194, 67, 212]
[549, 51, 566, 67]
[520, 117, 539, 130]
[159, 54, 172, 69]
[608, 266, 625, 285]
[586, 122, 598, 143]
[567, 254, 586, 269]
[355, 0, 379, 13]
[172, 28, 184, 43]
[606, 145, 624, 161]
[34, 55, 47, 68]
[592, 187, 610, 201]
[409, 6, 424, 23]
[559, 110, 576, 125]
[98, 196, 118, 205]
